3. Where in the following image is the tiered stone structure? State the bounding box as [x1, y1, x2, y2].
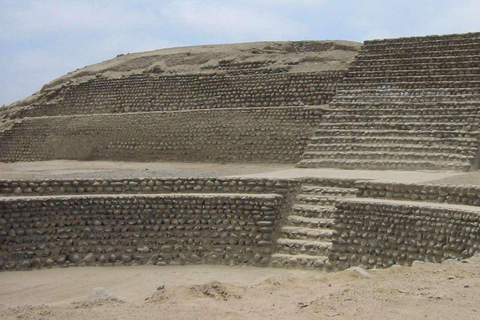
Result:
[3, 176, 480, 271]
[0, 69, 343, 163]
[11, 72, 344, 118]
[0, 107, 322, 163]
[298, 32, 480, 171]
[2, 32, 480, 273]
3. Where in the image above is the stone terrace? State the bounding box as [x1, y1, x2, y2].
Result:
[298, 32, 480, 171]
[1, 32, 480, 273]
[12, 71, 344, 118]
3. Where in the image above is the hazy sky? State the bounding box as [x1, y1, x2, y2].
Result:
[1, 0, 479, 105]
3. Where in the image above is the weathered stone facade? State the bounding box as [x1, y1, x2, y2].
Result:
[12, 71, 344, 118]
[0, 107, 322, 163]
[0, 194, 285, 270]
[0, 177, 300, 198]
[331, 200, 480, 269]
[298, 32, 480, 171]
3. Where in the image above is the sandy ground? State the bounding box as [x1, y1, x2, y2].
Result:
[425, 171, 480, 185]
[0, 161, 292, 180]
[1, 258, 480, 320]
[0, 160, 473, 184]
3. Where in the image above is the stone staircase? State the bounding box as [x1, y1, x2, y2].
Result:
[270, 180, 357, 270]
[298, 32, 480, 171]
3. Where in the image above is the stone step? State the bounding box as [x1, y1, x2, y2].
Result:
[364, 35, 480, 48]
[286, 215, 334, 229]
[328, 105, 480, 114]
[366, 36, 480, 46]
[301, 185, 358, 197]
[349, 61, 480, 72]
[346, 67, 480, 78]
[333, 91, 480, 100]
[301, 151, 474, 162]
[337, 81, 480, 90]
[308, 135, 478, 147]
[331, 99, 480, 107]
[357, 48, 480, 60]
[314, 122, 479, 131]
[281, 226, 333, 241]
[305, 143, 477, 156]
[355, 55, 480, 67]
[296, 159, 471, 171]
[276, 238, 332, 256]
[323, 114, 480, 124]
[343, 74, 480, 85]
[329, 105, 480, 114]
[365, 40, 480, 50]
[269, 253, 329, 270]
[295, 195, 339, 206]
[292, 204, 336, 218]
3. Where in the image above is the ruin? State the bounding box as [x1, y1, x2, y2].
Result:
[1, 33, 480, 272]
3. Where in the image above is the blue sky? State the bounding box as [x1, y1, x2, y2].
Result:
[1, 0, 479, 106]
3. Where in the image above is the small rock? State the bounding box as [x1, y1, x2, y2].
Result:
[412, 261, 426, 267]
[442, 259, 459, 264]
[83, 253, 95, 263]
[347, 267, 372, 279]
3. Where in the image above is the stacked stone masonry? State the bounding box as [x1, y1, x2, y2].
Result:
[0, 177, 300, 199]
[356, 181, 480, 206]
[15, 71, 344, 118]
[5, 177, 480, 210]
[3, 177, 480, 272]
[331, 200, 480, 270]
[0, 194, 285, 271]
[0, 107, 323, 163]
[298, 32, 480, 171]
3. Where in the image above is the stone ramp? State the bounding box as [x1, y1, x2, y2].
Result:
[299, 32, 480, 171]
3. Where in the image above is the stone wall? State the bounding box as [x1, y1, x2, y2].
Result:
[0, 106, 322, 163]
[15, 71, 344, 118]
[0, 177, 300, 199]
[298, 32, 480, 171]
[0, 194, 285, 271]
[330, 200, 480, 270]
[4, 177, 480, 210]
[356, 181, 480, 206]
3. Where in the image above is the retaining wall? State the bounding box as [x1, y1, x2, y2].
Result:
[356, 181, 480, 206]
[0, 177, 300, 198]
[15, 71, 344, 118]
[0, 106, 322, 163]
[0, 194, 285, 271]
[330, 200, 480, 269]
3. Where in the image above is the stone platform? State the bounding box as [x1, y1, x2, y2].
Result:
[1, 160, 479, 272]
